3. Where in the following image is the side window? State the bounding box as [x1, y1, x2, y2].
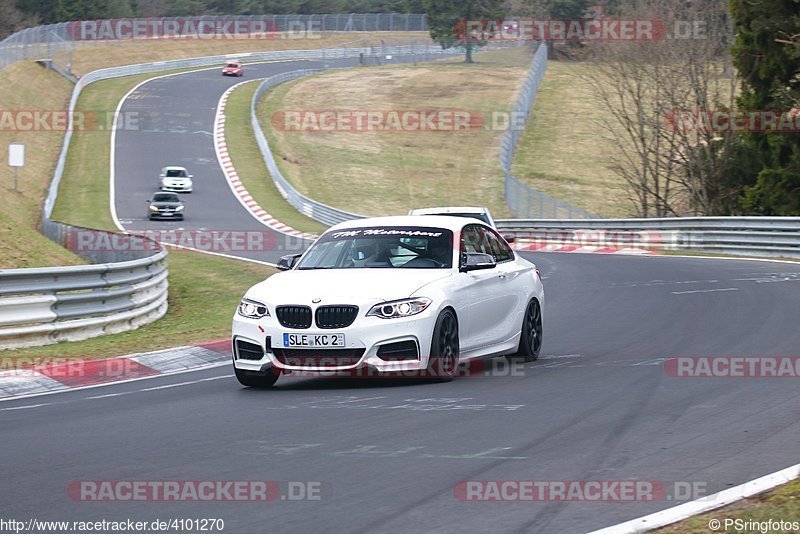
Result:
[461, 225, 490, 255]
[485, 228, 514, 263]
[460, 225, 481, 267]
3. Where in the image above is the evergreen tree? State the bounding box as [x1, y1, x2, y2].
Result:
[731, 0, 800, 214]
[423, 0, 503, 63]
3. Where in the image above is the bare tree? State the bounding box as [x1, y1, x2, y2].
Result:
[584, 0, 736, 216]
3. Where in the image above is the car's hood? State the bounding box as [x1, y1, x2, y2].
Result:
[151, 201, 183, 208]
[247, 268, 452, 304]
[162, 177, 190, 184]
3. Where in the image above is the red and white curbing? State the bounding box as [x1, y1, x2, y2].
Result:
[0, 339, 231, 400]
[214, 83, 318, 241]
[513, 241, 654, 255]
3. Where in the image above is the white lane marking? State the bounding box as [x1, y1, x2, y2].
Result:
[0, 361, 230, 403]
[85, 392, 132, 400]
[613, 279, 719, 287]
[671, 288, 739, 295]
[539, 354, 584, 360]
[0, 403, 51, 411]
[139, 375, 231, 391]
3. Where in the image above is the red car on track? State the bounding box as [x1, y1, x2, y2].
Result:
[222, 61, 244, 77]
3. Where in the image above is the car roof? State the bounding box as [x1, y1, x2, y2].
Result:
[408, 206, 489, 215]
[326, 215, 486, 233]
[162, 166, 187, 171]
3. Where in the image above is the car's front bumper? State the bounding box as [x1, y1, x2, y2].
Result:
[149, 210, 184, 219]
[232, 310, 439, 374]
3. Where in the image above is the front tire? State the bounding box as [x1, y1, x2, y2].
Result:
[235, 367, 280, 388]
[426, 309, 459, 380]
[509, 299, 542, 362]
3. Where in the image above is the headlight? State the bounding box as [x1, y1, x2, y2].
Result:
[175, 205, 184, 211]
[367, 297, 431, 319]
[238, 298, 270, 319]
[148, 205, 159, 212]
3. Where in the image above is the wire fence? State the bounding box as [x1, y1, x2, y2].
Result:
[0, 14, 429, 72]
[501, 43, 598, 219]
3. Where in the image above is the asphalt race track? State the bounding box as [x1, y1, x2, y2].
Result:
[2, 60, 800, 534]
[112, 55, 430, 263]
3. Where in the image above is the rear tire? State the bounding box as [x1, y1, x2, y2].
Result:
[235, 367, 280, 388]
[426, 309, 459, 381]
[508, 299, 542, 362]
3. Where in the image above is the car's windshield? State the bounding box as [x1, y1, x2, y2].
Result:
[152, 193, 180, 202]
[427, 212, 490, 225]
[226, 63, 239, 68]
[296, 226, 453, 269]
[165, 169, 187, 177]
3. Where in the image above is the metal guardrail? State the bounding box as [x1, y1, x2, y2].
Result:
[501, 44, 597, 219]
[0, 14, 429, 71]
[496, 217, 800, 258]
[0, 224, 167, 350]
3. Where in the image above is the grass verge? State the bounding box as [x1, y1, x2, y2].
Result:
[657, 478, 800, 533]
[3, 68, 275, 358]
[0, 62, 86, 268]
[224, 81, 327, 235]
[257, 46, 534, 218]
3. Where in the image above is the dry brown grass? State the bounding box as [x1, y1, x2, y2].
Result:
[258, 46, 534, 217]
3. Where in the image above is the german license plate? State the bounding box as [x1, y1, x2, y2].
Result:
[283, 333, 345, 348]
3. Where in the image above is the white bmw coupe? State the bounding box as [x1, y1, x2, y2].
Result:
[231, 216, 544, 387]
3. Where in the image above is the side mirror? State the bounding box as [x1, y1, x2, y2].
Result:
[460, 252, 496, 272]
[277, 253, 302, 271]
[502, 233, 516, 244]
[189, 175, 193, 178]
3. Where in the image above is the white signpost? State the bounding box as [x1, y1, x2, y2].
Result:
[8, 143, 24, 192]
